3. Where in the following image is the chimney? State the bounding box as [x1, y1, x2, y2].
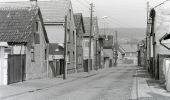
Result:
[30, 0, 37, 7]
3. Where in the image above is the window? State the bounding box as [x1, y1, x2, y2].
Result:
[31, 47, 35, 62]
[69, 9, 71, 20]
[73, 31, 75, 44]
[67, 51, 70, 63]
[85, 41, 89, 47]
[73, 51, 75, 61]
[67, 29, 70, 42]
[34, 22, 40, 44]
[45, 49, 47, 60]
[78, 56, 82, 64]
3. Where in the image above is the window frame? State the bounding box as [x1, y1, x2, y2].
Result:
[31, 46, 35, 62]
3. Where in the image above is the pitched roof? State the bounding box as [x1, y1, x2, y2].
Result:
[83, 17, 99, 36]
[0, 7, 38, 43]
[0, 7, 49, 43]
[103, 35, 113, 49]
[113, 44, 125, 55]
[49, 43, 64, 55]
[120, 44, 138, 53]
[74, 13, 85, 33]
[0, 0, 70, 23]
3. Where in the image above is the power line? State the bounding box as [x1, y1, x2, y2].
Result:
[154, 0, 170, 8]
[76, 0, 90, 9]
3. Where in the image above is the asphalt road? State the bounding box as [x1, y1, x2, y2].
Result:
[5, 64, 137, 100]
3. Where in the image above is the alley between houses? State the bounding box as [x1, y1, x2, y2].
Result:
[0, 64, 136, 100]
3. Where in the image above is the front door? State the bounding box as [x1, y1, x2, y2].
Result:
[8, 54, 26, 84]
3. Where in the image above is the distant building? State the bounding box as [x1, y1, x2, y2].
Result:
[103, 35, 114, 68]
[74, 13, 85, 72]
[48, 43, 64, 77]
[83, 17, 99, 71]
[96, 35, 105, 69]
[113, 44, 125, 63]
[121, 44, 138, 64]
[0, 7, 49, 85]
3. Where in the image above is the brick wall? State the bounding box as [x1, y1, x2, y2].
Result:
[25, 16, 48, 80]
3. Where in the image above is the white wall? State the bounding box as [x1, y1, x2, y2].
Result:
[83, 39, 94, 59]
[155, 8, 170, 55]
[0, 47, 8, 85]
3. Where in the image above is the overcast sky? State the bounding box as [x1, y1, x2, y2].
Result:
[0, 0, 169, 28]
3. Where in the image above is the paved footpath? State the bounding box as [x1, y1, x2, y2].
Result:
[0, 64, 137, 100]
[134, 66, 170, 100]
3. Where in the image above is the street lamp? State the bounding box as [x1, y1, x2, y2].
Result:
[102, 16, 108, 40]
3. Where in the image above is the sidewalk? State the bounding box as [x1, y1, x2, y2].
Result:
[0, 69, 106, 100]
[134, 66, 170, 100]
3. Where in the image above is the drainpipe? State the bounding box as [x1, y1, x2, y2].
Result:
[20, 45, 23, 82]
[47, 44, 49, 77]
[75, 30, 77, 73]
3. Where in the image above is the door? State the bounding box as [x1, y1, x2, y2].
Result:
[60, 59, 64, 75]
[8, 54, 26, 84]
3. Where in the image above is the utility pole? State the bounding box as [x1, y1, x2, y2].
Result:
[63, 16, 67, 80]
[146, 1, 149, 69]
[114, 31, 118, 66]
[88, 3, 93, 72]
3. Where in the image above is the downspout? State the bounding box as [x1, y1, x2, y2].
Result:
[47, 44, 49, 77]
[95, 39, 98, 70]
[75, 30, 77, 73]
[20, 45, 23, 82]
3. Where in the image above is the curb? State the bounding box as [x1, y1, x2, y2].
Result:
[130, 67, 139, 100]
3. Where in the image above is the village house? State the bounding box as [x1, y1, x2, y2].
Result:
[0, 0, 77, 75]
[37, 0, 77, 74]
[0, 6, 49, 85]
[96, 35, 105, 69]
[103, 35, 114, 68]
[113, 44, 126, 64]
[121, 44, 138, 64]
[74, 13, 85, 72]
[146, 4, 170, 84]
[83, 17, 99, 71]
[48, 43, 64, 77]
[36, 0, 76, 74]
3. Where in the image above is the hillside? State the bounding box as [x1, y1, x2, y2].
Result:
[99, 28, 146, 44]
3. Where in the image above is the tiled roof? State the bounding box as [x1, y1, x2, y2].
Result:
[0, 7, 38, 42]
[120, 44, 138, 53]
[113, 44, 125, 55]
[38, 1, 70, 23]
[74, 13, 85, 33]
[103, 35, 113, 49]
[49, 43, 64, 55]
[0, 0, 70, 23]
[83, 17, 99, 36]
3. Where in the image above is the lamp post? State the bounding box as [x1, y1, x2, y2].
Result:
[102, 16, 108, 40]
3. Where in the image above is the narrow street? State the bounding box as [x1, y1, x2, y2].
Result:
[2, 65, 137, 100]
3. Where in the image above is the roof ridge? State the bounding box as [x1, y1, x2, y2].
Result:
[0, 6, 39, 11]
